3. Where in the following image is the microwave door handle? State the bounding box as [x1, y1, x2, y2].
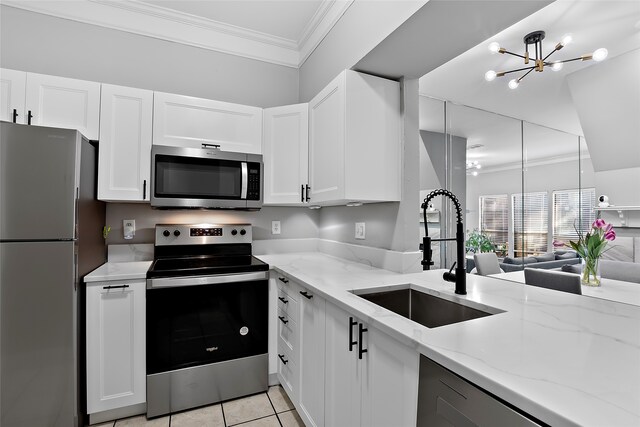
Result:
[241, 162, 248, 199]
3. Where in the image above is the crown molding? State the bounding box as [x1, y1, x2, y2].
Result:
[298, 0, 354, 66]
[3, 0, 352, 68]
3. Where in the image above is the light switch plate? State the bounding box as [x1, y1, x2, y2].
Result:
[355, 222, 365, 240]
[123, 219, 135, 240]
[272, 220, 281, 235]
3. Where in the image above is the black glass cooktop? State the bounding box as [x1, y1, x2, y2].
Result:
[147, 255, 268, 279]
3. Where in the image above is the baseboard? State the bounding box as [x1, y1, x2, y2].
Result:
[88, 402, 146, 425]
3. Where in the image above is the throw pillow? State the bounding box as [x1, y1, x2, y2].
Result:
[502, 256, 515, 264]
[534, 253, 555, 262]
[556, 251, 578, 260]
[561, 264, 582, 274]
[508, 256, 537, 265]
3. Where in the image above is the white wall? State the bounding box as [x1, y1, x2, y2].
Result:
[298, 1, 424, 102]
[0, 5, 299, 107]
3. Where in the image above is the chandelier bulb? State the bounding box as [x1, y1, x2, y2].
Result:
[488, 42, 501, 53]
[508, 79, 519, 90]
[551, 61, 564, 71]
[472, 171, 478, 176]
[484, 70, 497, 81]
[560, 34, 573, 47]
[592, 48, 608, 62]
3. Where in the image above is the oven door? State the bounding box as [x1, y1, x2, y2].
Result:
[146, 272, 268, 375]
[150, 145, 262, 209]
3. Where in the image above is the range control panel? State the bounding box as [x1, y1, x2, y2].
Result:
[155, 224, 252, 245]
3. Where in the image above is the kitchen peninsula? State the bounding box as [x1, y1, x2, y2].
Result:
[258, 252, 640, 427]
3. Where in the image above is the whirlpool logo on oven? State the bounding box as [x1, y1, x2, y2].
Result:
[206, 347, 219, 352]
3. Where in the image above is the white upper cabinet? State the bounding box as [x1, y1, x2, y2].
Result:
[153, 92, 263, 154]
[25, 72, 101, 140]
[309, 70, 401, 206]
[98, 84, 153, 202]
[0, 68, 26, 124]
[263, 104, 309, 205]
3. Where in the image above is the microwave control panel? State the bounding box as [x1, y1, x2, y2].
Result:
[247, 162, 261, 200]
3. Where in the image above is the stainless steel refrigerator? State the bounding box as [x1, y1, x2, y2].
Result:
[0, 121, 106, 426]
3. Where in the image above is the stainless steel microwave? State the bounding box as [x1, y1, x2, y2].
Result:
[151, 145, 263, 210]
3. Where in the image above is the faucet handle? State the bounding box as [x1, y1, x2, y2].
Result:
[443, 262, 457, 283]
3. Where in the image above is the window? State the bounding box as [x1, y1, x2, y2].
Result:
[512, 192, 548, 257]
[552, 188, 596, 244]
[479, 195, 508, 254]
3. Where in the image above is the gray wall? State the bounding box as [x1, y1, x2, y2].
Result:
[298, 1, 423, 102]
[105, 204, 319, 245]
[0, 6, 299, 107]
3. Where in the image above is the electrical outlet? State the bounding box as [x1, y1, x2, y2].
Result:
[355, 222, 365, 240]
[272, 220, 281, 235]
[123, 219, 135, 240]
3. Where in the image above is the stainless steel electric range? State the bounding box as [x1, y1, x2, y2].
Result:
[146, 224, 269, 418]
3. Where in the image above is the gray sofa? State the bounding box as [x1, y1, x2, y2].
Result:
[561, 260, 640, 284]
[499, 250, 580, 272]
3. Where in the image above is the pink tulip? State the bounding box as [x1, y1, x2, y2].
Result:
[553, 239, 566, 247]
[603, 223, 613, 232]
[604, 229, 616, 241]
[592, 218, 606, 229]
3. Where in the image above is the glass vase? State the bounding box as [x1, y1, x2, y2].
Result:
[581, 257, 601, 287]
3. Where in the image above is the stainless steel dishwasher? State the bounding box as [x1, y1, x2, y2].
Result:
[417, 356, 545, 426]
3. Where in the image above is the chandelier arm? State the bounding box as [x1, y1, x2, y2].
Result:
[518, 67, 536, 82]
[548, 56, 588, 65]
[502, 50, 529, 60]
[542, 48, 559, 62]
[498, 65, 536, 76]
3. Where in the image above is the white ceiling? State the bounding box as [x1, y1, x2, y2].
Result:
[419, 0, 640, 136]
[138, 0, 323, 41]
[2, 0, 354, 67]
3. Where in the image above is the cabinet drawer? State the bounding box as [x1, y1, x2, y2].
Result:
[275, 275, 300, 298]
[277, 287, 299, 323]
[277, 308, 297, 353]
[277, 342, 297, 402]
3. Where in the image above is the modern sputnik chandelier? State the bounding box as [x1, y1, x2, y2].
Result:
[484, 30, 608, 89]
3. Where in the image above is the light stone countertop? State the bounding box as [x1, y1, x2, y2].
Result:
[257, 252, 640, 427]
[84, 261, 152, 283]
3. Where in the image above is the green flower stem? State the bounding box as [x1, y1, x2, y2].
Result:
[582, 257, 600, 286]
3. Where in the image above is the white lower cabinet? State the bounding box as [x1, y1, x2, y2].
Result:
[86, 280, 146, 419]
[324, 302, 419, 427]
[298, 285, 326, 427]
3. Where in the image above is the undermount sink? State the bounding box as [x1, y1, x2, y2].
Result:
[353, 284, 502, 328]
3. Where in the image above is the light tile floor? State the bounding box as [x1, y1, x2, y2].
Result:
[92, 386, 304, 427]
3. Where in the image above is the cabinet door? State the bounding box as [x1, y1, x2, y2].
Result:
[153, 92, 263, 154]
[298, 288, 326, 427]
[263, 104, 309, 205]
[324, 302, 360, 427]
[25, 72, 101, 140]
[309, 72, 345, 203]
[0, 68, 26, 124]
[98, 84, 153, 202]
[360, 326, 419, 427]
[86, 281, 146, 414]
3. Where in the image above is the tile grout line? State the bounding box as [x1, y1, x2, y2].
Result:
[229, 413, 281, 427]
[221, 401, 228, 427]
[265, 389, 284, 427]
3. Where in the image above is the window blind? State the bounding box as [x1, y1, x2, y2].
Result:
[552, 188, 596, 243]
[512, 191, 548, 256]
[479, 195, 508, 249]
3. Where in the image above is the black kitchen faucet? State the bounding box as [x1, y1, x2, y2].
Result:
[421, 189, 466, 295]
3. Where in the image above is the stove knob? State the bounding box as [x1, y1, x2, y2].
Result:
[163, 230, 170, 237]
[240, 229, 247, 236]
[231, 229, 238, 236]
[174, 230, 181, 237]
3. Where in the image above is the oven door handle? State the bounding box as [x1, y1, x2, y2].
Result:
[147, 271, 268, 289]
[241, 162, 248, 199]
